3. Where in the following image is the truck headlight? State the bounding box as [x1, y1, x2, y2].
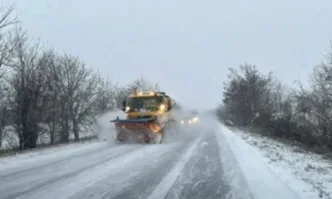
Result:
[125, 106, 130, 112]
[159, 104, 166, 111]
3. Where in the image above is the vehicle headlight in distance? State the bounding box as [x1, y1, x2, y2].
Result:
[188, 120, 192, 124]
[180, 120, 184, 124]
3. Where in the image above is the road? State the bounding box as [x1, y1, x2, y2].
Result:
[0, 124, 235, 199]
[0, 122, 301, 199]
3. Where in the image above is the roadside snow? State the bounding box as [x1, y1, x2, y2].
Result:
[0, 109, 120, 150]
[218, 124, 301, 199]
[0, 139, 107, 172]
[0, 110, 124, 169]
[224, 125, 332, 199]
[1, 125, 98, 150]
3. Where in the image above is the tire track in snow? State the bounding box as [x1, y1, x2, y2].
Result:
[0, 143, 117, 180]
[70, 141, 183, 199]
[165, 131, 229, 199]
[146, 134, 203, 199]
[0, 145, 142, 199]
[19, 143, 180, 199]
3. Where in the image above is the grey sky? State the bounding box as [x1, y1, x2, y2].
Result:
[16, 0, 332, 110]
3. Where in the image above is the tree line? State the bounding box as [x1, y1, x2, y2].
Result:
[218, 49, 332, 152]
[0, 6, 160, 150]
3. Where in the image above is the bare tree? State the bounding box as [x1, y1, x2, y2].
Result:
[219, 49, 332, 149]
[95, 77, 117, 114]
[301, 61, 332, 147]
[222, 64, 274, 127]
[55, 54, 107, 141]
[0, 97, 9, 148]
[114, 77, 161, 109]
[0, 4, 18, 29]
[131, 77, 160, 92]
[0, 75, 11, 147]
[0, 4, 18, 78]
[0, 4, 19, 147]
[38, 49, 62, 144]
[9, 27, 47, 150]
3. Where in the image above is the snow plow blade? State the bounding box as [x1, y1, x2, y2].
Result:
[110, 118, 164, 144]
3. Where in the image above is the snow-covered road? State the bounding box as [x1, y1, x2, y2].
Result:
[0, 120, 302, 199]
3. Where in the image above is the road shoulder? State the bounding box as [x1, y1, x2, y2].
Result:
[217, 124, 301, 199]
[230, 125, 332, 199]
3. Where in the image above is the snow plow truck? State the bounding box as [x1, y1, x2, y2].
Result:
[111, 91, 176, 144]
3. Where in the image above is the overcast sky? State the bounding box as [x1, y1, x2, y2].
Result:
[15, 0, 332, 110]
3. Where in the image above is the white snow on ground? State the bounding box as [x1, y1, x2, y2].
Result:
[1, 124, 98, 150]
[147, 135, 203, 199]
[0, 109, 182, 168]
[21, 142, 181, 199]
[0, 110, 122, 170]
[222, 124, 332, 199]
[217, 123, 301, 199]
[0, 140, 108, 172]
[1, 109, 122, 150]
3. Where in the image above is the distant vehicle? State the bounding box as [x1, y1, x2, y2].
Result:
[179, 114, 200, 125]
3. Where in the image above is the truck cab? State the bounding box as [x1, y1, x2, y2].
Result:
[121, 91, 174, 122]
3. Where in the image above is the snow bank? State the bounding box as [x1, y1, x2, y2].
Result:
[217, 124, 301, 199]
[0, 110, 122, 165]
[237, 128, 332, 199]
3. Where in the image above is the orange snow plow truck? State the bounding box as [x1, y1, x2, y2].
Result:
[110, 91, 176, 144]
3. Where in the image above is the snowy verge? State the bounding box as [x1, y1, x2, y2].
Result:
[0, 109, 124, 151]
[0, 125, 98, 150]
[0, 110, 123, 165]
[227, 126, 332, 199]
[0, 139, 108, 171]
[218, 123, 301, 199]
[224, 124, 332, 199]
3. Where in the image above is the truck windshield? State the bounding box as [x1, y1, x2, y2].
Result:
[127, 96, 163, 111]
